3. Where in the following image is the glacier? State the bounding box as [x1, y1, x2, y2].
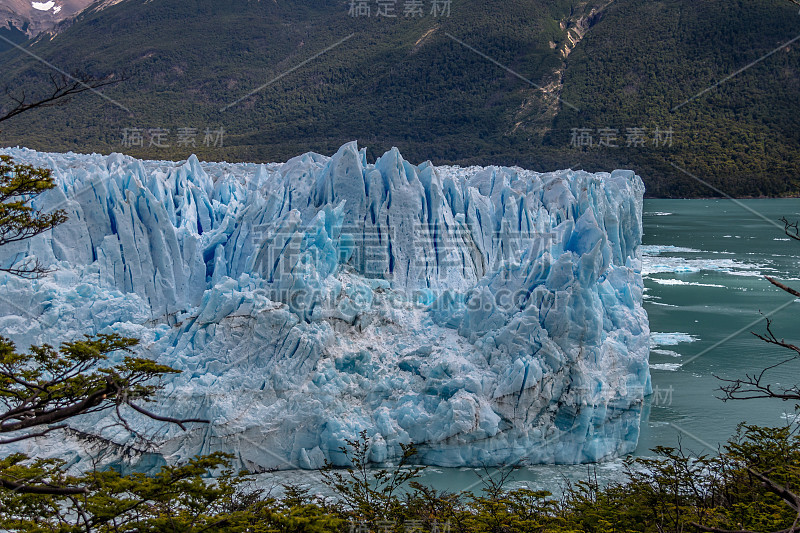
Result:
[0, 142, 650, 470]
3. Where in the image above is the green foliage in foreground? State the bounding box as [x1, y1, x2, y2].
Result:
[0, 155, 67, 278]
[2, 423, 799, 532]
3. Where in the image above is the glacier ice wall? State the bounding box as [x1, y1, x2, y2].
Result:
[0, 142, 649, 469]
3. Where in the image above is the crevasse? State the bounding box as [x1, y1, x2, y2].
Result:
[0, 142, 650, 470]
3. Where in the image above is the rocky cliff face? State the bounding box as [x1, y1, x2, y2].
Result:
[0, 0, 115, 38]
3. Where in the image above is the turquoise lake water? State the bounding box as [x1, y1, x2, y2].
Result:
[253, 198, 800, 497]
[638, 198, 800, 456]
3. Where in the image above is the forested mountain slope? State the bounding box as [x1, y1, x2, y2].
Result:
[0, 0, 797, 197]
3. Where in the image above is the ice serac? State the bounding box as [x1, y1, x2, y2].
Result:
[0, 142, 650, 469]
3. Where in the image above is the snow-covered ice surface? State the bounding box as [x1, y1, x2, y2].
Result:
[0, 142, 650, 470]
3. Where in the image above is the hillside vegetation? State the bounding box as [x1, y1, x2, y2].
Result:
[0, 0, 798, 197]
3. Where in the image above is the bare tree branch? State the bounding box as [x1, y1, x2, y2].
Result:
[748, 467, 800, 512]
[717, 348, 800, 402]
[125, 400, 209, 432]
[0, 424, 67, 445]
[0, 257, 55, 279]
[691, 466, 800, 533]
[0, 73, 123, 125]
[766, 276, 800, 299]
[781, 217, 800, 242]
[717, 258, 800, 402]
[0, 477, 87, 495]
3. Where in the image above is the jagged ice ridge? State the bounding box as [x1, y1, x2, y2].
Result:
[0, 142, 650, 470]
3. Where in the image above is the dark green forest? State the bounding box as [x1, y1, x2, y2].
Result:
[0, 0, 798, 197]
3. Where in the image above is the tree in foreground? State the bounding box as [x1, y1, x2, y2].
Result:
[0, 103, 352, 530]
[0, 95, 253, 530]
[0, 155, 66, 277]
